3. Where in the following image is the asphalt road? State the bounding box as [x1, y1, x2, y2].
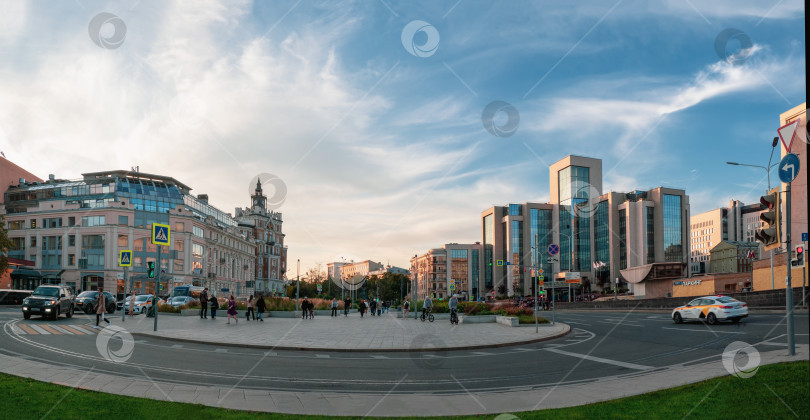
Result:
[1, 307, 807, 395]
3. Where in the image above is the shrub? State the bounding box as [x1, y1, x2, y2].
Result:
[517, 315, 550, 324]
[158, 303, 180, 313]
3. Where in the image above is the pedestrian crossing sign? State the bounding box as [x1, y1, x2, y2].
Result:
[119, 250, 133, 267]
[152, 223, 171, 246]
[496, 260, 504, 266]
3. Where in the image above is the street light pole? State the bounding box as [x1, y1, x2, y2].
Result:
[295, 259, 300, 312]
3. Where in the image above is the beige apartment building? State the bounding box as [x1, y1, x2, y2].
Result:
[340, 260, 383, 279]
[410, 243, 482, 301]
[779, 103, 807, 255]
[689, 200, 765, 275]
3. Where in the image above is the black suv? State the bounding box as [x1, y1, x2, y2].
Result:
[22, 285, 75, 320]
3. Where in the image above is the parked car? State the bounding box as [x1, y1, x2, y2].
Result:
[168, 296, 197, 308]
[129, 295, 157, 314]
[75, 291, 117, 315]
[21, 285, 75, 320]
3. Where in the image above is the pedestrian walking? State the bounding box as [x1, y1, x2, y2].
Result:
[330, 297, 338, 317]
[128, 289, 135, 318]
[226, 295, 238, 324]
[210, 294, 218, 319]
[302, 297, 310, 319]
[359, 299, 367, 318]
[403, 299, 410, 317]
[344, 297, 351, 317]
[256, 295, 266, 321]
[94, 288, 110, 329]
[246, 295, 256, 321]
[200, 288, 209, 319]
[377, 299, 382, 316]
[370, 299, 377, 316]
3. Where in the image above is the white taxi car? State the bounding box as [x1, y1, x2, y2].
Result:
[672, 295, 748, 325]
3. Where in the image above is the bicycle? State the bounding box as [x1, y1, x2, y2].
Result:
[450, 308, 459, 325]
[420, 308, 434, 322]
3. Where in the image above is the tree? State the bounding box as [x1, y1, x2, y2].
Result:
[0, 215, 12, 276]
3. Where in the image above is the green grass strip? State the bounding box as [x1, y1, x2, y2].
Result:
[0, 362, 806, 419]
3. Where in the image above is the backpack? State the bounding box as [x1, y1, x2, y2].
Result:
[404, 301, 409, 309]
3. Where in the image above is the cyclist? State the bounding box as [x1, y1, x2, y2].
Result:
[421, 295, 433, 320]
[448, 294, 459, 324]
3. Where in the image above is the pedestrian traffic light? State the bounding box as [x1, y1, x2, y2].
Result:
[793, 245, 804, 266]
[756, 187, 781, 251]
[488, 258, 493, 266]
[147, 261, 155, 278]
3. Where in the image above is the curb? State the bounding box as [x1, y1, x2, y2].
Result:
[129, 323, 571, 353]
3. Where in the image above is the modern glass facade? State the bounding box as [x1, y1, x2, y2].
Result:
[646, 207, 655, 264]
[593, 200, 610, 281]
[619, 209, 627, 269]
[471, 249, 480, 298]
[530, 208, 553, 278]
[508, 204, 522, 216]
[511, 220, 523, 290]
[558, 166, 591, 272]
[663, 194, 683, 262]
[483, 214, 494, 288]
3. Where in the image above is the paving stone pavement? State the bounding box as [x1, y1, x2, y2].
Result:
[113, 311, 569, 351]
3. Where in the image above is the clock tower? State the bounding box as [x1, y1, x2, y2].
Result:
[251, 178, 266, 211]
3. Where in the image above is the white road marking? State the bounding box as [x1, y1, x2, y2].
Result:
[470, 351, 493, 356]
[171, 344, 184, 349]
[759, 342, 787, 346]
[565, 321, 592, 326]
[422, 354, 441, 358]
[544, 348, 652, 370]
[370, 355, 388, 359]
[662, 327, 743, 334]
[264, 351, 277, 356]
[50, 325, 74, 335]
[30, 325, 50, 334]
[214, 349, 228, 353]
[315, 354, 330, 358]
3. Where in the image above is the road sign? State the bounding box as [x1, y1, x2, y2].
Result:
[802, 233, 808, 242]
[548, 244, 559, 256]
[547, 257, 558, 264]
[539, 276, 544, 281]
[538, 280, 544, 286]
[505, 261, 512, 266]
[496, 260, 504, 266]
[565, 279, 582, 284]
[564, 272, 580, 280]
[539, 269, 544, 274]
[778, 118, 801, 153]
[778, 154, 800, 183]
[152, 223, 171, 246]
[119, 250, 133, 267]
[449, 283, 456, 290]
[317, 284, 322, 292]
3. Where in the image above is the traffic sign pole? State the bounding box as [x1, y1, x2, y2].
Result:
[785, 182, 794, 356]
[155, 244, 160, 332]
[121, 267, 128, 323]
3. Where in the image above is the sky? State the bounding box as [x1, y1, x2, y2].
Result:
[0, 0, 805, 274]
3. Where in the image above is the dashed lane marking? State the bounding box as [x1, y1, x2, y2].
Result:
[315, 354, 330, 358]
[370, 355, 388, 359]
[171, 344, 184, 349]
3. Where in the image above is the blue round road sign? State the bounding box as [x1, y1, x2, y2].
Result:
[548, 244, 560, 256]
[778, 153, 800, 183]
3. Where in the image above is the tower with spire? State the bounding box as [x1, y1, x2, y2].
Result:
[251, 178, 267, 211]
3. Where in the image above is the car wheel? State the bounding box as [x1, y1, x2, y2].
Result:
[23, 313, 30, 320]
[66, 306, 73, 318]
[673, 312, 682, 324]
[53, 307, 60, 320]
[707, 313, 717, 325]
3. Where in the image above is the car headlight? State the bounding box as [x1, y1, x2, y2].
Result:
[48, 300, 56, 305]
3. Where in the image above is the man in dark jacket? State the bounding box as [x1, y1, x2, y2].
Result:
[256, 295, 266, 322]
[200, 288, 209, 319]
[344, 297, 351, 317]
[302, 298, 310, 319]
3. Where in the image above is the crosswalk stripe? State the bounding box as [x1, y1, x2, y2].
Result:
[10, 325, 25, 335]
[40, 325, 62, 335]
[75, 325, 99, 333]
[18, 324, 37, 334]
[49, 325, 74, 334]
[30, 325, 50, 334]
[61, 325, 86, 335]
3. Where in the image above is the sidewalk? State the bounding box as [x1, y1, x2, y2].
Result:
[1, 346, 805, 416]
[116, 311, 570, 351]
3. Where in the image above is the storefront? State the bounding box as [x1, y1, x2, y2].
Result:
[10, 268, 42, 290]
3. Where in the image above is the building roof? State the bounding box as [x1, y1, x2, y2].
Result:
[82, 170, 193, 193]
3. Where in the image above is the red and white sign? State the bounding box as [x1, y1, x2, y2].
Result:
[777, 118, 801, 153]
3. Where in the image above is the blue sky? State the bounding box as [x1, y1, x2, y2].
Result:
[0, 0, 805, 272]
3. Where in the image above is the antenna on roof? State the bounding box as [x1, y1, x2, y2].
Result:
[131, 166, 139, 172]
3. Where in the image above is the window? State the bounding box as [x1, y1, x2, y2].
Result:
[86, 254, 105, 267]
[68, 235, 76, 247]
[30, 219, 37, 229]
[175, 222, 185, 232]
[174, 259, 184, 272]
[81, 216, 106, 227]
[43, 217, 62, 228]
[118, 215, 129, 226]
[68, 217, 75, 226]
[663, 195, 683, 262]
[7, 220, 24, 230]
[118, 235, 128, 247]
[193, 226, 204, 238]
[42, 236, 62, 250]
[646, 207, 655, 264]
[68, 254, 75, 266]
[30, 236, 37, 248]
[81, 235, 105, 249]
[175, 240, 184, 252]
[619, 209, 627, 269]
[508, 204, 522, 216]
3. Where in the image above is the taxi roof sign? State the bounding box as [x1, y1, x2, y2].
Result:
[119, 250, 133, 267]
[152, 223, 171, 246]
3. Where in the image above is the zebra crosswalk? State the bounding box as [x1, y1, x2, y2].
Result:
[13, 323, 101, 335]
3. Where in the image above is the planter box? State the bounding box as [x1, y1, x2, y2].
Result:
[495, 315, 518, 327]
[458, 315, 495, 324]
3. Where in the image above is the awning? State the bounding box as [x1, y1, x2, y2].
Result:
[10, 268, 42, 280]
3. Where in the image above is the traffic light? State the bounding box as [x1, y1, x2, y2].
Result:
[488, 258, 493, 266]
[147, 261, 155, 278]
[793, 245, 804, 266]
[756, 187, 781, 251]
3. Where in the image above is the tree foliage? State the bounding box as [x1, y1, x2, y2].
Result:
[0, 215, 11, 275]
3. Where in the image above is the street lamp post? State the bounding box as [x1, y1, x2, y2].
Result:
[295, 259, 300, 312]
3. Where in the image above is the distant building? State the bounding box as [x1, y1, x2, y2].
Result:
[368, 265, 410, 277]
[0, 157, 43, 204]
[689, 200, 765, 275]
[235, 179, 288, 295]
[326, 262, 346, 281]
[2, 170, 255, 298]
[340, 260, 383, 279]
[779, 103, 807, 256]
[481, 155, 690, 299]
[410, 243, 482, 301]
[709, 241, 759, 274]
